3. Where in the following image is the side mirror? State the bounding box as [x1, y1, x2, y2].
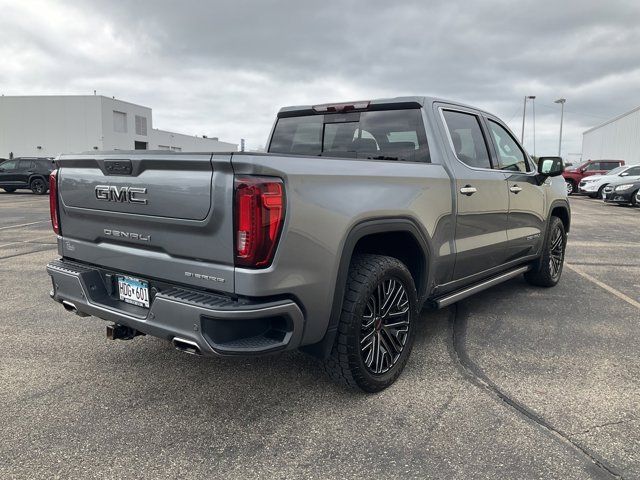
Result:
[620, 172, 629, 176]
[537, 156, 564, 177]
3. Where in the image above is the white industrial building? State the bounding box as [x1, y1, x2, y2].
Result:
[0, 95, 237, 158]
[582, 105, 640, 165]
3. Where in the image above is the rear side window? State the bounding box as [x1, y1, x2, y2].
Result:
[487, 120, 529, 172]
[442, 110, 491, 169]
[601, 162, 620, 171]
[269, 108, 430, 162]
[19, 160, 35, 170]
[37, 160, 52, 170]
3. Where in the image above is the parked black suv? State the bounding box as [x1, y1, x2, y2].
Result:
[0, 157, 56, 194]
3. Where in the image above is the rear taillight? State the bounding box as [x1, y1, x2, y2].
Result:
[234, 176, 285, 268]
[49, 169, 60, 235]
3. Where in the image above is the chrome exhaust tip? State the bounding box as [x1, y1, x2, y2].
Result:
[61, 300, 89, 317]
[172, 337, 201, 356]
[62, 300, 78, 313]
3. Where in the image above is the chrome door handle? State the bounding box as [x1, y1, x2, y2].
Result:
[459, 185, 477, 196]
[509, 185, 523, 194]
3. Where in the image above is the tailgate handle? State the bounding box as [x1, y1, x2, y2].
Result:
[104, 160, 133, 176]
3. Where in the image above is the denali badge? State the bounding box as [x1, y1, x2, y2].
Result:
[104, 229, 151, 242]
[95, 185, 148, 204]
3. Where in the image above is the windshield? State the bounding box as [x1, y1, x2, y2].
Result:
[268, 108, 430, 162]
[607, 166, 626, 175]
[572, 161, 588, 170]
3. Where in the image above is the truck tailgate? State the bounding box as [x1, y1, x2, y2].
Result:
[56, 152, 235, 293]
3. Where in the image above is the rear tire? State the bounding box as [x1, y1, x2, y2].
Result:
[323, 254, 418, 392]
[525, 216, 567, 287]
[2, 187, 16, 193]
[30, 178, 47, 195]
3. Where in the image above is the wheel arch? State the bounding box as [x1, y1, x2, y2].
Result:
[301, 217, 433, 359]
[29, 174, 48, 186]
[549, 200, 570, 233]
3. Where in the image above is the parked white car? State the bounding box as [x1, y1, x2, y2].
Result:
[578, 164, 640, 198]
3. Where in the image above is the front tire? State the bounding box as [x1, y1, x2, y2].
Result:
[324, 254, 418, 392]
[30, 178, 47, 195]
[525, 216, 567, 287]
[566, 180, 576, 195]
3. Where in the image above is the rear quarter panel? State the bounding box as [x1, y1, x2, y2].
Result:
[231, 153, 454, 345]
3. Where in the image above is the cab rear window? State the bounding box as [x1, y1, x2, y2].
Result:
[268, 108, 430, 162]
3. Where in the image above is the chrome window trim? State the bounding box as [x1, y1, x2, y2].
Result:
[484, 116, 534, 174]
[438, 106, 537, 177]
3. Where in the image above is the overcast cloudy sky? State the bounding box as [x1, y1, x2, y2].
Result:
[1, 0, 639, 157]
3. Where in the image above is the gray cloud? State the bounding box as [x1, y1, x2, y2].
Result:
[2, 0, 639, 156]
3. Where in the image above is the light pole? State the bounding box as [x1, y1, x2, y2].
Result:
[521, 95, 536, 148]
[554, 98, 566, 157]
[531, 96, 536, 158]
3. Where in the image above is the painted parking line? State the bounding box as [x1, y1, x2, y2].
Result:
[0, 220, 50, 231]
[565, 262, 640, 310]
[0, 234, 55, 249]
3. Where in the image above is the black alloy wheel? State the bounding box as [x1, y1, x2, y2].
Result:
[525, 216, 566, 288]
[30, 178, 47, 195]
[548, 223, 564, 281]
[324, 254, 417, 392]
[360, 278, 411, 375]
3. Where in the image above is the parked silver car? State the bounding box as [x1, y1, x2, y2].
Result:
[579, 164, 640, 198]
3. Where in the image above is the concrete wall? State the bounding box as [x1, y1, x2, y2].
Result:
[0, 95, 102, 158]
[582, 106, 640, 165]
[151, 129, 237, 152]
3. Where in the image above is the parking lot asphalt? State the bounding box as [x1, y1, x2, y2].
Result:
[0, 193, 638, 479]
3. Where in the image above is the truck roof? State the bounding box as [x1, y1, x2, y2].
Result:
[278, 96, 494, 117]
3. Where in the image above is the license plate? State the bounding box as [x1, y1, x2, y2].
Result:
[117, 275, 150, 308]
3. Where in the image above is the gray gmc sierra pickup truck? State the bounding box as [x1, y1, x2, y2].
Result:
[47, 97, 570, 392]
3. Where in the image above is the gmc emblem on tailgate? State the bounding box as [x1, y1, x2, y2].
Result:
[95, 185, 148, 204]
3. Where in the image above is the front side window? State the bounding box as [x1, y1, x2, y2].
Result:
[442, 110, 491, 169]
[624, 166, 640, 176]
[269, 108, 430, 162]
[0, 160, 17, 170]
[487, 120, 529, 172]
[585, 162, 601, 171]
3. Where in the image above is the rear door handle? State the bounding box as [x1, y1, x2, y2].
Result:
[509, 185, 523, 194]
[459, 185, 477, 196]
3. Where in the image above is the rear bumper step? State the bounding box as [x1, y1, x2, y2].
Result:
[47, 259, 304, 356]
